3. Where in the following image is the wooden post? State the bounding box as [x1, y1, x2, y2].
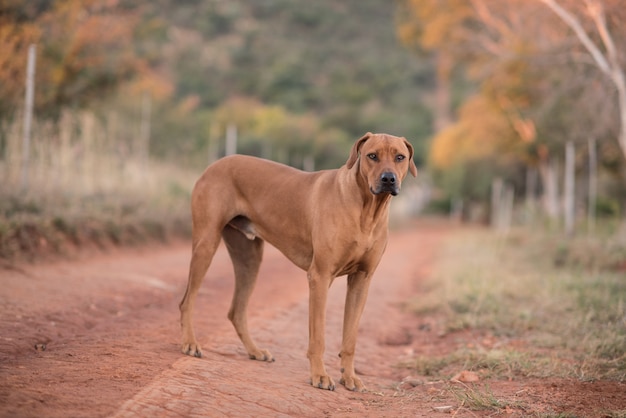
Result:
[564, 141, 575, 236]
[139, 91, 151, 170]
[303, 155, 315, 172]
[525, 167, 537, 224]
[588, 138, 597, 236]
[491, 177, 503, 228]
[207, 123, 219, 164]
[225, 123, 237, 155]
[21, 44, 36, 191]
[501, 185, 515, 236]
[539, 158, 560, 222]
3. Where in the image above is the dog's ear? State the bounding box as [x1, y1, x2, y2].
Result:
[346, 132, 372, 169]
[403, 137, 418, 177]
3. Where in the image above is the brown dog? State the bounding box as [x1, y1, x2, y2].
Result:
[179, 132, 417, 391]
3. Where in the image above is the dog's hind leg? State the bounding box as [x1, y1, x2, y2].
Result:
[222, 223, 274, 362]
[179, 228, 222, 358]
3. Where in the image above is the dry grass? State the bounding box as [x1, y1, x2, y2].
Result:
[448, 383, 514, 411]
[407, 225, 626, 382]
[0, 112, 196, 260]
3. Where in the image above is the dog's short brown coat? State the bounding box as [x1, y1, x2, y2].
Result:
[179, 132, 417, 391]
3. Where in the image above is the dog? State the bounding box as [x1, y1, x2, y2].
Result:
[179, 132, 417, 391]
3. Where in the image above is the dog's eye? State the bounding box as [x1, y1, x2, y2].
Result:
[367, 153, 378, 161]
[395, 155, 405, 162]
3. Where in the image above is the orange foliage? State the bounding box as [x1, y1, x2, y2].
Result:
[0, 0, 144, 114]
[126, 65, 175, 101]
[396, 0, 473, 52]
[213, 97, 264, 132]
[0, 19, 41, 115]
[430, 95, 518, 169]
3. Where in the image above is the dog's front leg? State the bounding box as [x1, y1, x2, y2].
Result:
[339, 271, 371, 392]
[306, 270, 335, 390]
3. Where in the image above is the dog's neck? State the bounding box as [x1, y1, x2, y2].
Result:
[361, 190, 391, 230]
[341, 165, 391, 231]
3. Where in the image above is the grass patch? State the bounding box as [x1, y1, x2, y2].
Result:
[407, 226, 626, 382]
[0, 162, 195, 261]
[449, 384, 509, 411]
[601, 411, 626, 418]
[407, 347, 555, 381]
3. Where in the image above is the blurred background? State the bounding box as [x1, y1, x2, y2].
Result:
[1, 0, 625, 257]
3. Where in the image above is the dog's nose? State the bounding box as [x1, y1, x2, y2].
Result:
[380, 172, 396, 184]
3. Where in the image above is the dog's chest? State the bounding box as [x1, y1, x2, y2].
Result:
[332, 229, 386, 276]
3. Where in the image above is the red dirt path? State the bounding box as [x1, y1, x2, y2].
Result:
[1, 221, 624, 417]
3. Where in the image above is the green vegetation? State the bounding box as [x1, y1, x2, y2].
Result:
[1, 0, 433, 170]
[1, 0, 435, 259]
[405, 226, 626, 382]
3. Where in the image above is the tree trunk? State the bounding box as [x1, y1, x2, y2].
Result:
[540, 0, 626, 163]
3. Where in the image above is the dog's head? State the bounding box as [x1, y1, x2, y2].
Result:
[346, 132, 417, 196]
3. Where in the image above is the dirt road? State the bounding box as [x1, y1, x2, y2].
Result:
[0, 221, 445, 417]
[2, 221, 624, 417]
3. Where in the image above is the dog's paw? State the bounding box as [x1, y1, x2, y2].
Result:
[339, 374, 366, 392]
[309, 374, 336, 391]
[248, 348, 274, 362]
[181, 342, 203, 358]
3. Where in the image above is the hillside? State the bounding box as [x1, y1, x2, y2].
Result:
[143, 0, 434, 165]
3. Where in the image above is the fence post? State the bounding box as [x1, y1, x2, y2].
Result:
[491, 177, 503, 228]
[139, 91, 151, 171]
[207, 123, 219, 164]
[21, 44, 36, 192]
[587, 138, 597, 236]
[225, 123, 237, 156]
[564, 141, 575, 236]
[525, 167, 537, 224]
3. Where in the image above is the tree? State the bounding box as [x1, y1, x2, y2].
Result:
[397, 0, 545, 210]
[0, 0, 142, 119]
[0, 2, 41, 119]
[538, 0, 626, 163]
[396, 0, 474, 132]
[39, 0, 141, 114]
[397, 0, 626, 218]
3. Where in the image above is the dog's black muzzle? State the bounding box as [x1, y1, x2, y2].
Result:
[371, 172, 400, 196]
